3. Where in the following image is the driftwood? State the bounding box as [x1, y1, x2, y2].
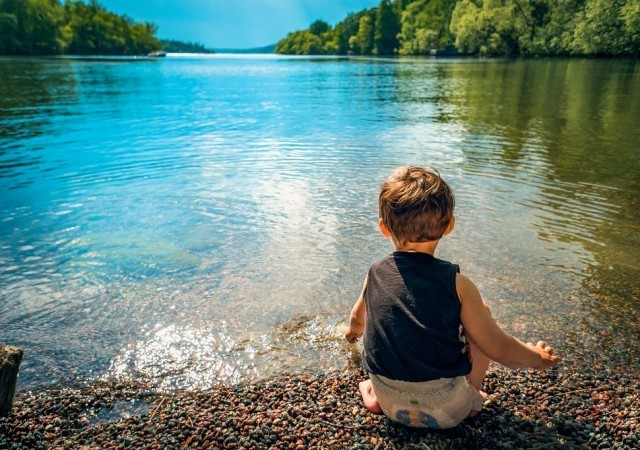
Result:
[0, 345, 23, 417]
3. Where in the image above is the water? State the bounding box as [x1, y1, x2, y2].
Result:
[1, 55, 638, 391]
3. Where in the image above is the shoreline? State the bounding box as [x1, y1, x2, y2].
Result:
[1, 363, 638, 449]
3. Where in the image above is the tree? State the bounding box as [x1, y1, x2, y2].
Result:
[450, 0, 530, 55]
[309, 19, 330, 36]
[0, 0, 65, 55]
[352, 11, 375, 54]
[273, 0, 640, 56]
[374, 0, 400, 55]
[399, 0, 457, 55]
[621, 0, 640, 54]
[331, 10, 373, 54]
[571, 0, 639, 55]
[0, 10, 19, 54]
[518, 0, 580, 55]
[62, 0, 160, 55]
[161, 39, 213, 54]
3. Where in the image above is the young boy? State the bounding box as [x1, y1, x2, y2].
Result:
[345, 166, 560, 429]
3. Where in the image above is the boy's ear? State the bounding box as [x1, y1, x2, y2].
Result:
[379, 219, 392, 238]
[443, 216, 455, 236]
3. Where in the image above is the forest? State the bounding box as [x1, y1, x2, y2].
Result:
[275, 0, 640, 57]
[0, 0, 161, 55]
[161, 39, 213, 54]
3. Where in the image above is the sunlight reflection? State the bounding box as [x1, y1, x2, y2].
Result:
[105, 315, 352, 392]
[106, 322, 268, 390]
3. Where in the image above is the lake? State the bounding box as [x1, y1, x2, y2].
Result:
[1, 55, 638, 392]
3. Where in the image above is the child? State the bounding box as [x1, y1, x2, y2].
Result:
[345, 166, 560, 429]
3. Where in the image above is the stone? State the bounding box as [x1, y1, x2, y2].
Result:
[0, 345, 23, 417]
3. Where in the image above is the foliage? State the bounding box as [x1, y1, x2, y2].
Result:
[275, 0, 640, 56]
[352, 10, 376, 54]
[0, 0, 161, 55]
[161, 39, 212, 54]
[374, 0, 400, 55]
[309, 19, 330, 36]
[450, 0, 526, 55]
[399, 0, 456, 55]
[334, 11, 372, 54]
[571, 0, 640, 55]
[451, 0, 640, 56]
[0, 0, 65, 55]
[275, 20, 335, 54]
[275, 29, 327, 55]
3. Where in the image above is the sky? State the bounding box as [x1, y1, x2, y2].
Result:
[99, 0, 379, 49]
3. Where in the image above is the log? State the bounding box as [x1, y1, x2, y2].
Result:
[0, 345, 23, 417]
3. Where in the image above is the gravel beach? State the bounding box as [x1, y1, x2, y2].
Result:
[1, 362, 638, 449]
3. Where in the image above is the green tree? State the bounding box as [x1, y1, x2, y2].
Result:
[274, 0, 640, 56]
[0, 9, 19, 54]
[275, 19, 334, 55]
[275, 28, 328, 55]
[392, 0, 413, 11]
[0, 0, 162, 55]
[352, 11, 376, 54]
[0, 0, 65, 55]
[331, 10, 373, 54]
[450, 0, 640, 56]
[621, 0, 640, 54]
[518, 0, 580, 55]
[374, 0, 400, 55]
[571, 0, 639, 55]
[62, 0, 160, 55]
[161, 39, 213, 54]
[309, 19, 330, 35]
[399, 0, 457, 55]
[450, 0, 531, 55]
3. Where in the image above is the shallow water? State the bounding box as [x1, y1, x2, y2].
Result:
[1, 55, 638, 391]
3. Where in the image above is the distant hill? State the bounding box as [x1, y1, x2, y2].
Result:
[161, 39, 213, 54]
[212, 44, 276, 54]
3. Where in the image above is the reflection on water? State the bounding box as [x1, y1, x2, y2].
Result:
[106, 315, 349, 391]
[0, 59, 78, 142]
[437, 59, 640, 364]
[0, 56, 638, 391]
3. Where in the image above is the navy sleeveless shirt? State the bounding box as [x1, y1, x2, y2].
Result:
[362, 251, 471, 382]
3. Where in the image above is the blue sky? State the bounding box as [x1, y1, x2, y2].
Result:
[99, 0, 379, 49]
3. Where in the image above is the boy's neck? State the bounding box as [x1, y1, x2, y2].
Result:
[394, 239, 440, 256]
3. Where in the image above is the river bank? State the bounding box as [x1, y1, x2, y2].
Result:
[1, 361, 638, 449]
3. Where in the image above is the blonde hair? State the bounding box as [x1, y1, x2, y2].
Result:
[379, 166, 454, 245]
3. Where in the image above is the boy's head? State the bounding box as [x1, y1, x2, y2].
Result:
[379, 166, 455, 246]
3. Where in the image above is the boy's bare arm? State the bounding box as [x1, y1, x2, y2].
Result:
[345, 275, 368, 343]
[457, 273, 561, 370]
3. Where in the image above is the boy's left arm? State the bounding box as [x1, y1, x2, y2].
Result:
[345, 275, 368, 343]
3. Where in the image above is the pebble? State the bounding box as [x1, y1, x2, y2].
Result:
[1, 365, 638, 449]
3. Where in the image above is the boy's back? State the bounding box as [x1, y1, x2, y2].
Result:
[363, 251, 471, 382]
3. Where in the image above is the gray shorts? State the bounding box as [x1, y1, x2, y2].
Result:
[369, 373, 485, 429]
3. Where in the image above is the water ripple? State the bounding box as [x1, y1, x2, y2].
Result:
[1, 56, 638, 391]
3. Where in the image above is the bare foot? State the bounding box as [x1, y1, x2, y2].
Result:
[359, 380, 383, 414]
[469, 390, 489, 418]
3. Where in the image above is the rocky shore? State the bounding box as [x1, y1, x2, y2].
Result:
[1, 363, 638, 449]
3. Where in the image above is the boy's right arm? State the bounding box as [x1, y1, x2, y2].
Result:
[457, 273, 561, 370]
[345, 275, 368, 344]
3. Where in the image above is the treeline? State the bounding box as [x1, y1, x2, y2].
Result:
[275, 0, 640, 57]
[0, 0, 161, 55]
[161, 39, 212, 54]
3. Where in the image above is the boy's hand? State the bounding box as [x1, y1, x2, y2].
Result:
[527, 340, 561, 370]
[345, 327, 363, 344]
